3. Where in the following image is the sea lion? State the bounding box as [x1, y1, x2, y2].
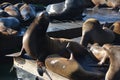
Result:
[6, 11, 90, 75]
[4, 4, 21, 20]
[0, 2, 12, 9]
[80, 18, 115, 47]
[0, 9, 10, 17]
[109, 21, 120, 44]
[91, 0, 107, 8]
[14, 3, 24, 9]
[110, 21, 120, 35]
[0, 17, 20, 30]
[102, 44, 120, 80]
[90, 43, 109, 65]
[19, 3, 36, 21]
[46, 0, 84, 20]
[105, 0, 120, 9]
[45, 53, 104, 80]
[0, 22, 18, 35]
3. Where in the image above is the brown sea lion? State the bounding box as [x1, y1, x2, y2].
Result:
[102, 44, 120, 80]
[45, 53, 104, 80]
[80, 18, 115, 47]
[0, 2, 12, 9]
[110, 21, 120, 35]
[91, 0, 107, 7]
[105, 0, 120, 9]
[0, 17, 20, 30]
[4, 4, 21, 20]
[0, 22, 18, 35]
[109, 21, 120, 44]
[19, 3, 36, 21]
[6, 11, 90, 75]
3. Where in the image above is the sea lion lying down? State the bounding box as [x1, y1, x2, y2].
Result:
[45, 53, 104, 80]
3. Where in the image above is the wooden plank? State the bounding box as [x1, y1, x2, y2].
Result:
[14, 57, 69, 80]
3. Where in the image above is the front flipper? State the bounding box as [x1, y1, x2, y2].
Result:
[6, 46, 24, 57]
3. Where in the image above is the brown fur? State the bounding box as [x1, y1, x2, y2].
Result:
[7, 11, 89, 63]
[91, 0, 106, 6]
[110, 21, 120, 35]
[90, 43, 108, 62]
[80, 18, 115, 47]
[106, 0, 120, 8]
[45, 53, 104, 80]
[102, 44, 120, 80]
[4, 5, 20, 19]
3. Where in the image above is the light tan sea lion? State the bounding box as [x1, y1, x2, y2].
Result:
[45, 53, 104, 80]
[80, 18, 115, 47]
[90, 43, 109, 65]
[102, 44, 120, 80]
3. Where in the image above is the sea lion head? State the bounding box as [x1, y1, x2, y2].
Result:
[83, 18, 101, 32]
[33, 11, 49, 36]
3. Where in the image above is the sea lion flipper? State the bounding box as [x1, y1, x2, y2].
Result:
[6, 47, 24, 57]
[6, 52, 21, 57]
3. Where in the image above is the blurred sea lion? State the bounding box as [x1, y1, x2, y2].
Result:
[102, 44, 120, 80]
[80, 18, 115, 47]
[46, 0, 84, 20]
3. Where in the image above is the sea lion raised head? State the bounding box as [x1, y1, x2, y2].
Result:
[80, 18, 115, 47]
[45, 53, 104, 80]
[102, 44, 120, 80]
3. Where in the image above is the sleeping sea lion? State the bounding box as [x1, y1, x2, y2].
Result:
[45, 53, 104, 80]
[4, 4, 21, 20]
[102, 44, 120, 80]
[80, 18, 115, 47]
[0, 2, 12, 9]
[6, 11, 90, 75]
[46, 0, 84, 20]
[0, 22, 18, 35]
[0, 17, 20, 30]
[19, 3, 36, 21]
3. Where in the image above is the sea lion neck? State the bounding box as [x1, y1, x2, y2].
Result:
[30, 11, 49, 36]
